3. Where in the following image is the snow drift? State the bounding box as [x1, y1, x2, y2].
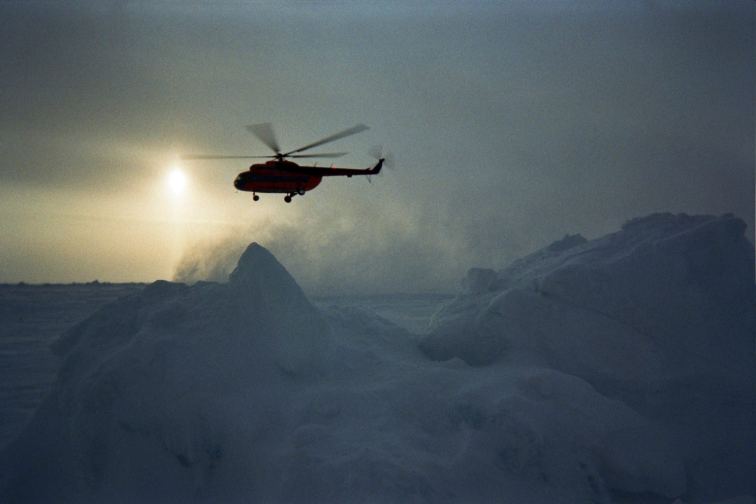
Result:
[420, 213, 755, 500]
[1, 214, 753, 503]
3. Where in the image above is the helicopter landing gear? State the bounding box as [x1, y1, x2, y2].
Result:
[253, 194, 260, 202]
[285, 190, 304, 203]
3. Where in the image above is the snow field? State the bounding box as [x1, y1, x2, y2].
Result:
[1, 213, 753, 503]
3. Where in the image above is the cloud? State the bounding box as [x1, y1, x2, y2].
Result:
[171, 191, 534, 295]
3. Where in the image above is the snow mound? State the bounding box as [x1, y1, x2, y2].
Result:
[420, 212, 755, 499]
[421, 213, 753, 376]
[1, 243, 330, 503]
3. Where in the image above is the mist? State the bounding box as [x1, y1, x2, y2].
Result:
[172, 200, 485, 295]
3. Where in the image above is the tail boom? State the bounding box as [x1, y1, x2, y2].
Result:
[281, 159, 384, 177]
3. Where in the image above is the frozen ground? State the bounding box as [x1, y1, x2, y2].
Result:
[0, 213, 753, 504]
[313, 293, 453, 336]
[0, 283, 143, 449]
[0, 286, 446, 451]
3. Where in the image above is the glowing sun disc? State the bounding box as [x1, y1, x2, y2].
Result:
[167, 168, 187, 196]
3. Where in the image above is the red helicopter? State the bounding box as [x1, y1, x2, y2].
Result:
[182, 123, 384, 203]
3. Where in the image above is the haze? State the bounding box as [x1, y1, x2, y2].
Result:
[1, 1, 752, 294]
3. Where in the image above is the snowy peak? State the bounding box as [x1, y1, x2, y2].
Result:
[546, 233, 587, 252]
[230, 242, 281, 281]
[229, 242, 309, 303]
[423, 212, 755, 375]
[230, 242, 293, 285]
[52, 243, 327, 388]
[532, 213, 754, 325]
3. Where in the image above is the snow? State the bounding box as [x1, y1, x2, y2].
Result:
[0, 213, 753, 503]
[420, 213, 755, 500]
[0, 283, 142, 449]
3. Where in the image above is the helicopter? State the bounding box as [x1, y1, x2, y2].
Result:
[182, 123, 385, 203]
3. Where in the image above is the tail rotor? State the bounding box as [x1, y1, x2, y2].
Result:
[368, 145, 395, 170]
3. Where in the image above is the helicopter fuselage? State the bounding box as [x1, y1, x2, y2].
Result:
[233, 159, 383, 200]
[234, 160, 322, 194]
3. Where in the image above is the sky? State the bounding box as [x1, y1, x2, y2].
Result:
[1, 0, 753, 294]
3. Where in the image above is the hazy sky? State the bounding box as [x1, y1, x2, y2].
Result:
[1, 1, 753, 293]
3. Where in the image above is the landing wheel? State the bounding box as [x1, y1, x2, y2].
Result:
[253, 194, 259, 201]
[284, 195, 292, 203]
[297, 189, 305, 196]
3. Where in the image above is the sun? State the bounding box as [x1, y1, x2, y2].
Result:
[166, 166, 188, 197]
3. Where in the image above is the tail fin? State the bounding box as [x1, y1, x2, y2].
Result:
[370, 158, 384, 174]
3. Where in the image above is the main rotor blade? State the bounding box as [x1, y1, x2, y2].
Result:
[283, 124, 369, 156]
[245, 123, 280, 154]
[181, 154, 273, 160]
[288, 152, 347, 159]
